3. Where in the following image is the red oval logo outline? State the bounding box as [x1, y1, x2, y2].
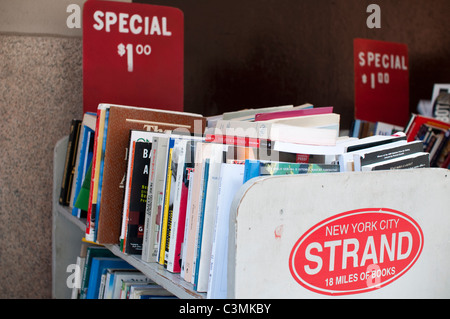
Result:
[289, 208, 424, 296]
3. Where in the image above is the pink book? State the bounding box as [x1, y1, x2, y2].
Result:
[254, 106, 333, 122]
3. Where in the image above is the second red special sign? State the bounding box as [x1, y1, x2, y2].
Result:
[289, 208, 424, 296]
[83, 1, 184, 114]
[354, 39, 409, 128]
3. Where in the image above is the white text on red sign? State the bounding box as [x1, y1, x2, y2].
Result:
[92, 11, 173, 36]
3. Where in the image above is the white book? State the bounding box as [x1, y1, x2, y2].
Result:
[215, 113, 340, 146]
[142, 135, 169, 262]
[183, 142, 211, 282]
[111, 271, 148, 299]
[166, 139, 188, 272]
[195, 143, 228, 292]
[207, 163, 245, 299]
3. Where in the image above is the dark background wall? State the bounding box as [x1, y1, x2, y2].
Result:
[138, 0, 450, 130]
[0, 0, 448, 298]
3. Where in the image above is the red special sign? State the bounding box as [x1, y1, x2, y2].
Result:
[354, 39, 409, 128]
[83, 1, 184, 114]
[289, 208, 424, 296]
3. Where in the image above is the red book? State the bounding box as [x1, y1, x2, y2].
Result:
[354, 39, 409, 127]
[254, 106, 333, 122]
[169, 168, 191, 273]
[405, 114, 450, 142]
[205, 134, 263, 148]
[83, 1, 184, 114]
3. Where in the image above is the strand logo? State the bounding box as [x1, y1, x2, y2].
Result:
[289, 208, 424, 296]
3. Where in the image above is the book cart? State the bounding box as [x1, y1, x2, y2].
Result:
[53, 135, 450, 299]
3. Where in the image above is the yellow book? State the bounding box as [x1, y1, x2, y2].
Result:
[86, 107, 106, 242]
[158, 143, 174, 265]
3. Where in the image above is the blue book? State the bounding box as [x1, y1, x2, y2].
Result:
[94, 109, 110, 241]
[72, 112, 97, 217]
[72, 127, 94, 217]
[193, 158, 209, 290]
[243, 159, 261, 184]
[86, 256, 135, 299]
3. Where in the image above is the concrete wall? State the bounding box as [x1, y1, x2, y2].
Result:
[0, 0, 126, 298]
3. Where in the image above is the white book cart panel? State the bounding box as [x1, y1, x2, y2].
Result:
[228, 169, 450, 298]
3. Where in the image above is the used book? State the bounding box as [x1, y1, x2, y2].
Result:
[60, 119, 82, 206]
[86, 103, 205, 244]
[214, 112, 340, 146]
[120, 132, 154, 254]
[361, 152, 429, 171]
[405, 113, 450, 168]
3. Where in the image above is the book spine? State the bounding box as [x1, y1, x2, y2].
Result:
[85, 108, 105, 241]
[124, 141, 152, 254]
[93, 109, 109, 243]
[205, 134, 262, 148]
[158, 139, 174, 265]
[359, 141, 424, 167]
[166, 140, 187, 272]
[141, 137, 158, 262]
[433, 132, 450, 167]
[182, 143, 204, 282]
[120, 140, 136, 252]
[60, 119, 82, 206]
[243, 160, 261, 184]
[72, 125, 90, 216]
[362, 153, 430, 171]
[149, 137, 169, 262]
[193, 159, 210, 289]
[180, 169, 194, 278]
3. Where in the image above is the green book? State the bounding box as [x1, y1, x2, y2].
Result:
[75, 161, 92, 212]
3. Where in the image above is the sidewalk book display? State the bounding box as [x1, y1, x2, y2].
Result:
[54, 101, 450, 299]
[53, 0, 449, 299]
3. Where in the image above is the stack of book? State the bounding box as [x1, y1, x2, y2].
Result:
[404, 114, 450, 168]
[350, 118, 404, 138]
[60, 102, 436, 299]
[72, 244, 176, 299]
